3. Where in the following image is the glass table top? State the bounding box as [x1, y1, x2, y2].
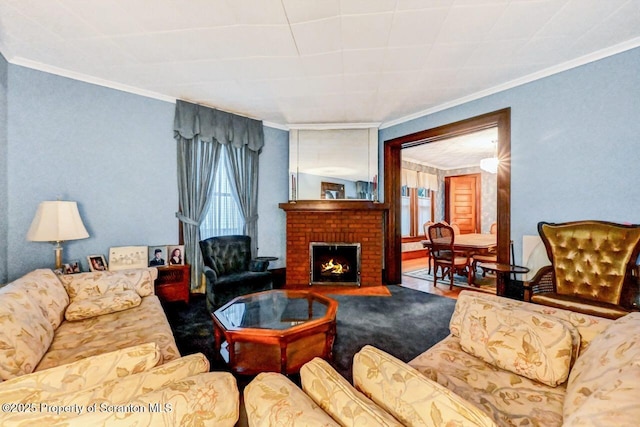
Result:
[214, 290, 334, 331]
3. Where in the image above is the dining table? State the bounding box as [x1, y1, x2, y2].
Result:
[420, 233, 497, 285]
[421, 233, 497, 253]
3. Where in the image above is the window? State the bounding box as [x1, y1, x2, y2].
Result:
[401, 186, 432, 237]
[200, 150, 244, 239]
[401, 186, 411, 236]
[417, 188, 431, 233]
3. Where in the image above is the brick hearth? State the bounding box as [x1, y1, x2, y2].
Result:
[279, 201, 388, 287]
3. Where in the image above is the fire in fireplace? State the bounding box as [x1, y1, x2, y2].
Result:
[310, 242, 361, 286]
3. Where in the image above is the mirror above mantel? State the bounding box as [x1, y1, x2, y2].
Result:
[288, 124, 379, 201]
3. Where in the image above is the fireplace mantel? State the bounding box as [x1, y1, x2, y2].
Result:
[279, 200, 389, 212]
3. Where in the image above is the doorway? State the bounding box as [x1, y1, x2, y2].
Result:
[383, 108, 511, 287]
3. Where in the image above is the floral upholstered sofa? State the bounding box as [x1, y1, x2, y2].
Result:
[244, 290, 640, 426]
[0, 268, 239, 426]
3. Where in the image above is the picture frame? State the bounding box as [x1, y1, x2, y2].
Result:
[63, 259, 82, 274]
[87, 254, 108, 272]
[148, 245, 168, 267]
[167, 245, 185, 266]
[108, 246, 148, 271]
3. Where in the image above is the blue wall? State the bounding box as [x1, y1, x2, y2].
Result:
[381, 47, 640, 263]
[5, 65, 289, 282]
[7, 66, 178, 280]
[0, 54, 7, 283]
[257, 125, 288, 269]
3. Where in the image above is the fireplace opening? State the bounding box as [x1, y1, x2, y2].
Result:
[310, 242, 361, 286]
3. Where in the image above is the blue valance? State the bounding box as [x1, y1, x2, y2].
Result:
[173, 100, 264, 152]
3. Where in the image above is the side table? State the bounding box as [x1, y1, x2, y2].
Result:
[477, 262, 529, 297]
[155, 264, 190, 304]
[255, 256, 278, 268]
[255, 256, 283, 287]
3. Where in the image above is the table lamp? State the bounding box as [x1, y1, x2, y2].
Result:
[27, 201, 89, 269]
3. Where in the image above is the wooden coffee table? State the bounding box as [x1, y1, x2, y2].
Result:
[211, 289, 338, 375]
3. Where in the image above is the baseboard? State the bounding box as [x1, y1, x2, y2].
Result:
[402, 250, 426, 261]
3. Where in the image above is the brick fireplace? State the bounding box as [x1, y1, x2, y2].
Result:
[279, 201, 388, 287]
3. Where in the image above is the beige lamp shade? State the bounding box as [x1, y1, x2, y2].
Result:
[27, 201, 89, 242]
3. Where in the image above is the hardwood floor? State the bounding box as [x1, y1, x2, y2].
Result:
[400, 256, 463, 300]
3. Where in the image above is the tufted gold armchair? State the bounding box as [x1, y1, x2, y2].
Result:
[524, 220, 640, 319]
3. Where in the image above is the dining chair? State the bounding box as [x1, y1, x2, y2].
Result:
[471, 252, 497, 280]
[450, 222, 461, 235]
[470, 223, 498, 279]
[425, 221, 451, 277]
[428, 223, 471, 289]
[422, 221, 435, 274]
[471, 240, 515, 283]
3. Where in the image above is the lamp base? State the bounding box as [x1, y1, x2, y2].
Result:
[54, 241, 63, 270]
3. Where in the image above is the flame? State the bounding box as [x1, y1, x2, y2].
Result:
[321, 259, 349, 275]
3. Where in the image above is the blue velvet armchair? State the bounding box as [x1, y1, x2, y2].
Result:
[199, 235, 273, 311]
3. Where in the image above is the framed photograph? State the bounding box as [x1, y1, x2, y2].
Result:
[87, 254, 108, 272]
[108, 246, 148, 271]
[167, 245, 185, 266]
[148, 245, 168, 267]
[63, 259, 82, 274]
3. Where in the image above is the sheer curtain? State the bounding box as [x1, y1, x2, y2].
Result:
[200, 153, 245, 238]
[173, 100, 264, 291]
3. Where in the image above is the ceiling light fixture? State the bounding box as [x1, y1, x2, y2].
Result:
[480, 140, 499, 174]
[480, 157, 499, 174]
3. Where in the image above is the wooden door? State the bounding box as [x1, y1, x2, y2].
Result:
[445, 174, 480, 234]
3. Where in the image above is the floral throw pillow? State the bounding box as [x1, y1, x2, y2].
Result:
[564, 312, 640, 424]
[65, 290, 141, 321]
[459, 300, 576, 387]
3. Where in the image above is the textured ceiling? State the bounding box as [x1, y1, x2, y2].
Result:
[0, 0, 639, 128]
[403, 127, 498, 170]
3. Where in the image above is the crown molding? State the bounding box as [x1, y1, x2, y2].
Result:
[262, 121, 289, 131]
[7, 36, 640, 133]
[380, 37, 640, 129]
[8, 56, 293, 131]
[9, 57, 178, 104]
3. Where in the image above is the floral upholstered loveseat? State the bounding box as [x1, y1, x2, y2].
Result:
[0, 268, 239, 426]
[244, 290, 640, 426]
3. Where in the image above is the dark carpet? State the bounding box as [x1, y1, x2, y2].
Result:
[161, 285, 456, 383]
[330, 285, 455, 382]
[161, 295, 224, 371]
